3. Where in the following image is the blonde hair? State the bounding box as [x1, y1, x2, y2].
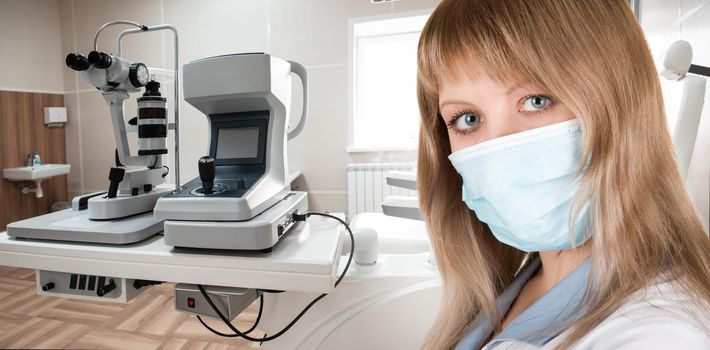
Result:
[416, 0, 710, 349]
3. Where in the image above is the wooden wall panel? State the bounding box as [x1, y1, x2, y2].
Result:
[0, 90, 67, 231]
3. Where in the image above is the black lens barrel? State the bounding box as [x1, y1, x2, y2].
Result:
[88, 51, 112, 69]
[65, 53, 90, 71]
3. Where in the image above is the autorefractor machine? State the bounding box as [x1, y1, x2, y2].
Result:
[153, 53, 309, 252]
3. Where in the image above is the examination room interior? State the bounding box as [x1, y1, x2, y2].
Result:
[0, 0, 708, 349]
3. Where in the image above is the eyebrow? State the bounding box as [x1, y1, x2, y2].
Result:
[438, 83, 527, 110]
[438, 99, 477, 111]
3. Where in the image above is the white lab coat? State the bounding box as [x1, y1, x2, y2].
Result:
[488, 278, 710, 350]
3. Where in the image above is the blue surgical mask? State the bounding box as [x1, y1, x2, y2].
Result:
[448, 119, 590, 252]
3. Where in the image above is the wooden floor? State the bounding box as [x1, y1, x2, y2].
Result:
[0, 266, 263, 349]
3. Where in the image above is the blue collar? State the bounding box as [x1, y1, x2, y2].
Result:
[455, 255, 591, 349]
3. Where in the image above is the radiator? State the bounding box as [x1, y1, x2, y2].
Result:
[347, 162, 417, 218]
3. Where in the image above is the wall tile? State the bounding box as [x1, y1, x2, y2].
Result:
[392, 0, 439, 13]
[59, 0, 79, 93]
[288, 65, 349, 191]
[162, 0, 269, 69]
[268, 0, 390, 67]
[172, 98, 210, 183]
[161, 0, 269, 183]
[76, 91, 116, 191]
[63, 93, 83, 191]
[308, 193, 347, 213]
[0, 0, 64, 92]
[70, 0, 163, 91]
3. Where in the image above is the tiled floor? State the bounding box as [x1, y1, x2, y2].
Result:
[0, 266, 262, 349]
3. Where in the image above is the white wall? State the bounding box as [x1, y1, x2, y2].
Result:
[0, 0, 64, 93]
[639, 0, 710, 231]
[269, 0, 432, 212]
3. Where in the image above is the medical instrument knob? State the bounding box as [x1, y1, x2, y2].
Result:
[41, 282, 55, 292]
[129, 63, 150, 87]
[237, 178, 246, 190]
[97, 279, 116, 297]
[198, 156, 215, 194]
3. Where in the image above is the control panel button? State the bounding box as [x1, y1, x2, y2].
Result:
[237, 178, 246, 190]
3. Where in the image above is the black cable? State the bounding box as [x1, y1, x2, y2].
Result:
[240, 294, 265, 334]
[196, 293, 263, 337]
[198, 285, 327, 342]
[304, 212, 354, 288]
[195, 211, 355, 342]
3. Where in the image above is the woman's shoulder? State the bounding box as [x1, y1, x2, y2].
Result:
[549, 277, 710, 350]
[616, 276, 708, 325]
[578, 278, 708, 349]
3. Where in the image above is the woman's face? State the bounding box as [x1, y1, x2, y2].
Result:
[438, 66, 575, 152]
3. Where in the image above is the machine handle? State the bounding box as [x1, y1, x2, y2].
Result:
[198, 156, 215, 194]
[287, 61, 308, 140]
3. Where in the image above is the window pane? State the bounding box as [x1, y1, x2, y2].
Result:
[354, 31, 420, 149]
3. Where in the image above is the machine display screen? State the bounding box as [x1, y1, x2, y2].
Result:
[216, 127, 260, 159]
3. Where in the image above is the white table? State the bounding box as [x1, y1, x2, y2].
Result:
[0, 215, 344, 294]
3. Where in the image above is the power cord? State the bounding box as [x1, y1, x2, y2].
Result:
[197, 294, 263, 337]
[195, 211, 355, 343]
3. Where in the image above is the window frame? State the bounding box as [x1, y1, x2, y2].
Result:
[347, 10, 433, 153]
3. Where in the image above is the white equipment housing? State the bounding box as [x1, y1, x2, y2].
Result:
[154, 53, 309, 251]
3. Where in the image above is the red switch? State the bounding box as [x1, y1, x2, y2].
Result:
[187, 297, 195, 308]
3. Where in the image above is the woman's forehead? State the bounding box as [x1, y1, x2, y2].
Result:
[436, 58, 530, 92]
[437, 61, 533, 97]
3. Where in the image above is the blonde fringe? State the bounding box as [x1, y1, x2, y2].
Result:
[416, 1, 710, 349]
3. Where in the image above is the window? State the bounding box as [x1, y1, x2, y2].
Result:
[349, 13, 430, 151]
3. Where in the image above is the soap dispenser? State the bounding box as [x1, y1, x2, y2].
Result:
[33, 151, 41, 167]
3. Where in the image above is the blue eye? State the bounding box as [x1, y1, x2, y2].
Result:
[522, 95, 552, 112]
[447, 111, 481, 133]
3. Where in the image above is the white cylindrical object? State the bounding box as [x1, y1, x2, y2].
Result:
[350, 228, 379, 265]
[672, 75, 706, 180]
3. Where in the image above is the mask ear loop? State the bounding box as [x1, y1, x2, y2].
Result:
[566, 138, 592, 248]
[569, 125, 592, 248]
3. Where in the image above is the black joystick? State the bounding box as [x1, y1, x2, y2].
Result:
[198, 156, 215, 194]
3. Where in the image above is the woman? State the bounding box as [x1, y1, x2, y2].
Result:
[416, 0, 710, 349]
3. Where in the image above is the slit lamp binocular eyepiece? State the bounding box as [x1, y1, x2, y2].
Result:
[66, 51, 113, 71]
[65, 51, 150, 89]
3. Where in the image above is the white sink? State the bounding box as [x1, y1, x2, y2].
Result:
[3, 164, 71, 198]
[3, 164, 71, 181]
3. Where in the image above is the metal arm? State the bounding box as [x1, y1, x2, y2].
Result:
[118, 25, 181, 188]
